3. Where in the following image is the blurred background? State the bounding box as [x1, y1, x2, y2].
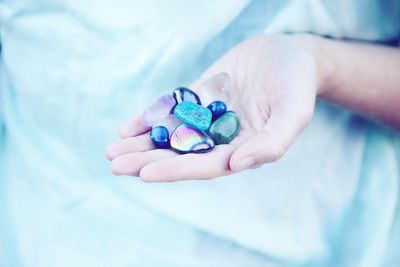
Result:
[0, 1, 399, 266]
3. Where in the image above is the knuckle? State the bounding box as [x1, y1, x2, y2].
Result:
[110, 160, 123, 175]
[119, 128, 129, 138]
[269, 144, 287, 162]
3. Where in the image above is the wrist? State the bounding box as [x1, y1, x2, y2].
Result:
[249, 33, 335, 97]
[289, 34, 335, 97]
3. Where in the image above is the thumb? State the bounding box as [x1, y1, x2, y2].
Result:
[229, 107, 312, 172]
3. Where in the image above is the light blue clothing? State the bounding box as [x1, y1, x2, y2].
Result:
[0, 0, 400, 266]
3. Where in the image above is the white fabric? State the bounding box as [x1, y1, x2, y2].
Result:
[0, 0, 399, 266]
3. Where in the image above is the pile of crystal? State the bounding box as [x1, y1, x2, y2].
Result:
[143, 85, 240, 154]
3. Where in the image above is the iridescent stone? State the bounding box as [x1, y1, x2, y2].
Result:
[207, 100, 227, 122]
[208, 111, 240, 145]
[173, 87, 201, 105]
[170, 124, 214, 153]
[153, 114, 183, 136]
[173, 101, 212, 131]
[150, 126, 170, 148]
[143, 95, 176, 127]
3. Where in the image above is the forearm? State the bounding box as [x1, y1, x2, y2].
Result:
[306, 35, 400, 128]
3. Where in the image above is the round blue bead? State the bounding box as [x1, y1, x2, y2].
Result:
[207, 100, 227, 122]
[150, 126, 170, 148]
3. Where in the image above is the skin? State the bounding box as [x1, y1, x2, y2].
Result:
[106, 34, 400, 182]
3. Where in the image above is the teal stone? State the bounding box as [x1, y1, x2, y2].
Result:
[208, 111, 240, 145]
[173, 101, 212, 131]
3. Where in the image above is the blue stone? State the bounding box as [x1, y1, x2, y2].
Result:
[173, 87, 201, 105]
[173, 101, 212, 131]
[150, 126, 170, 148]
[207, 100, 227, 122]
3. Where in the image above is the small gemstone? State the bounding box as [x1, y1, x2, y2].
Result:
[173, 101, 212, 131]
[198, 73, 231, 106]
[153, 114, 183, 136]
[170, 124, 214, 153]
[143, 95, 176, 127]
[173, 87, 201, 105]
[208, 111, 240, 145]
[207, 100, 227, 122]
[150, 126, 170, 148]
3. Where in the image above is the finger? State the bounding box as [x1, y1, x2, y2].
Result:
[106, 133, 155, 160]
[119, 115, 150, 139]
[111, 149, 176, 176]
[139, 144, 237, 182]
[229, 107, 312, 172]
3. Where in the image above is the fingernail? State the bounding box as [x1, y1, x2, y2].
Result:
[249, 163, 263, 169]
[234, 156, 255, 172]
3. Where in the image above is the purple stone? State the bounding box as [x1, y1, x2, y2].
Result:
[143, 95, 176, 127]
[153, 114, 183, 136]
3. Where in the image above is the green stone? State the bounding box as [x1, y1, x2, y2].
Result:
[173, 101, 212, 131]
[209, 111, 240, 144]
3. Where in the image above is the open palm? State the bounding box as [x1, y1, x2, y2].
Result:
[107, 35, 318, 182]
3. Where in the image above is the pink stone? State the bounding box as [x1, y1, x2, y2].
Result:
[153, 114, 183, 136]
[143, 95, 176, 127]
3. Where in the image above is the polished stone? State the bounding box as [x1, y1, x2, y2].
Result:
[207, 100, 227, 122]
[173, 87, 201, 105]
[198, 72, 230, 105]
[150, 126, 170, 148]
[170, 124, 214, 153]
[143, 95, 176, 127]
[173, 101, 212, 131]
[153, 114, 183, 136]
[208, 111, 240, 145]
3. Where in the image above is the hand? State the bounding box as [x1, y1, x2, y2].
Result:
[106, 34, 323, 182]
